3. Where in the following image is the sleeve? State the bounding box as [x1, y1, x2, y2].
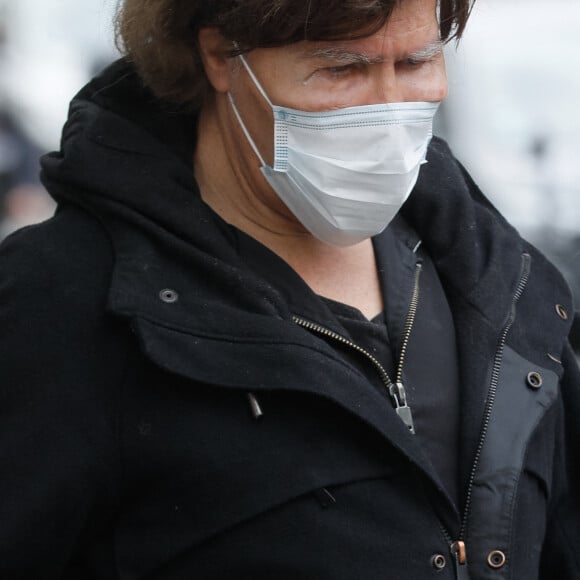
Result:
[0, 212, 126, 579]
[570, 311, 580, 357]
[540, 341, 580, 578]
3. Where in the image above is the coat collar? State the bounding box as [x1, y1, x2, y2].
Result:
[41, 61, 574, 508]
[44, 59, 559, 337]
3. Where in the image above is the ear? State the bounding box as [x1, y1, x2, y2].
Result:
[198, 27, 233, 94]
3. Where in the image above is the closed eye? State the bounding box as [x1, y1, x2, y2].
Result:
[320, 63, 363, 78]
[403, 52, 443, 67]
[403, 40, 445, 67]
[403, 56, 431, 67]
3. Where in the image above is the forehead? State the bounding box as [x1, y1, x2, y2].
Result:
[272, 0, 440, 62]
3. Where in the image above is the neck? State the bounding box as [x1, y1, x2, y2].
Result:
[193, 96, 383, 319]
[194, 96, 306, 240]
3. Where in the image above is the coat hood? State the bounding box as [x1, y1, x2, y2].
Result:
[38, 61, 578, 554]
[40, 59, 573, 352]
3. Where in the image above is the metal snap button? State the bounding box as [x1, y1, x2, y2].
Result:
[555, 304, 568, 320]
[526, 371, 543, 389]
[431, 554, 447, 571]
[487, 550, 506, 569]
[159, 288, 179, 303]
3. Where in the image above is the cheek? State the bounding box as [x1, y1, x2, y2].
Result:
[403, 63, 448, 103]
[430, 70, 448, 101]
[433, 61, 449, 100]
[225, 77, 277, 164]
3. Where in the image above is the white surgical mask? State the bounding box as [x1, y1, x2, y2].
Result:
[229, 55, 439, 246]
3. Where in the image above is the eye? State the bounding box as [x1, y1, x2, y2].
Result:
[403, 56, 429, 67]
[320, 63, 360, 78]
[401, 50, 443, 68]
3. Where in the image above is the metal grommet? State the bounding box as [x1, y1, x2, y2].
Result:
[526, 371, 543, 389]
[487, 550, 507, 569]
[555, 304, 568, 321]
[431, 554, 447, 571]
[159, 288, 179, 304]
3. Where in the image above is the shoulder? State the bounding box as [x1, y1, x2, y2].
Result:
[0, 203, 132, 391]
[0, 206, 128, 570]
[0, 203, 114, 309]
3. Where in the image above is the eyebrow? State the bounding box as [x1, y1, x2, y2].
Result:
[406, 39, 445, 62]
[303, 46, 384, 65]
[303, 39, 445, 65]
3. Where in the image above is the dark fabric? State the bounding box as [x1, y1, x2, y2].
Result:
[238, 217, 460, 508]
[1, 59, 579, 580]
[571, 311, 580, 355]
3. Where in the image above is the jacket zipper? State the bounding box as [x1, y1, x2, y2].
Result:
[446, 252, 531, 576]
[292, 261, 422, 435]
[293, 252, 531, 578]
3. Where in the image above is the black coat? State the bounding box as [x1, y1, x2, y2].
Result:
[1, 60, 579, 580]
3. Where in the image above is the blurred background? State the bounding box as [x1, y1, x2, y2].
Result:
[0, 0, 116, 239]
[0, 0, 578, 306]
[441, 0, 580, 307]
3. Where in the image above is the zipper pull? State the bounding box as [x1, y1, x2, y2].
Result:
[451, 541, 470, 580]
[389, 382, 415, 434]
[247, 393, 263, 419]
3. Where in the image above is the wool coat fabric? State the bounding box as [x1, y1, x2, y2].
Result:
[1, 60, 579, 580]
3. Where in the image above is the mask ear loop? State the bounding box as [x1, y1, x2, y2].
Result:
[237, 54, 274, 108]
[232, 41, 275, 108]
[227, 46, 271, 167]
[227, 92, 267, 167]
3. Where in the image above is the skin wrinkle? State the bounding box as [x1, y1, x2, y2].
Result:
[302, 38, 445, 66]
[117, 0, 474, 105]
[196, 0, 447, 238]
[195, 0, 446, 318]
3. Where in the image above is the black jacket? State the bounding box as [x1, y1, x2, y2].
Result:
[1, 60, 579, 580]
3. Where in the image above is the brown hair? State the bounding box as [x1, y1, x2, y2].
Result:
[116, 0, 474, 107]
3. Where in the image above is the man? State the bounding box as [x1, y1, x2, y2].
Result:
[1, 0, 579, 578]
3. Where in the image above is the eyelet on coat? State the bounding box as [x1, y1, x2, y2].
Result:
[159, 289, 179, 303]
[555, 304, 568, 320]
[526, 371, 543, 389]
[487, 550, 507, 569]
[431, 554, 447, 571]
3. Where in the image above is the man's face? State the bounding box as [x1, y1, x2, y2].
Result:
[225, 0, 447, 166]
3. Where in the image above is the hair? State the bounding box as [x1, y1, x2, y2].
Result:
[116, 0, 474, 107]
